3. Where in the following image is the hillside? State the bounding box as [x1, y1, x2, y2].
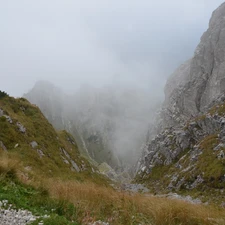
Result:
[136, 2, 225, 204]
[1, 93, 225, 224]
[160, 2, 225, 130]
[24, 81, 158, 178]
[2, 1, 225, 224]
[0, 91, 106, 183]
[136, 98, 225, 203]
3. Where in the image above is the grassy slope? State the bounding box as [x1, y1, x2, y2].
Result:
[135, 102, 225, 204]
[0, 94, 225, 224]
[0, 95, 108, 184]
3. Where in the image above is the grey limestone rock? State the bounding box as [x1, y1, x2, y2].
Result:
[14, 143, 19, 148]
[36, 149, 44, 158]
[121, 183, 149, 193]
[60, 147, 81, 172]
[0, 141, 7, 151]
[0, 109, 4, 117]
[190, 175, 204, 189]
[137, 3, 225, 187]
[159, 3, 225, 129]
[89, 221, 109, 225]
[16, 122, 26, 133]
[70, 160, 80, 172]
[61, 156, 70, 164]
[4, 115, 13, 124]
[0, 200, 40, 225]
[30, 141, 38, 148]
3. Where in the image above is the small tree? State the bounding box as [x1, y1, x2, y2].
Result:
[0, 90, 9, 99]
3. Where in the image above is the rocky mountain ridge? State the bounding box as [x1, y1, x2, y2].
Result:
[136, 2, 225, 201]
[158, 2, 225, 130]
[137, 95, 225, 192]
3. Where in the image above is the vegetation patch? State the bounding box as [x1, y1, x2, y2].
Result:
[0, 90, 9, 99]
[1, 94, 225, 224]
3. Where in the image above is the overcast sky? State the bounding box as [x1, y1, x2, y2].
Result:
[0, 0, 224, 97]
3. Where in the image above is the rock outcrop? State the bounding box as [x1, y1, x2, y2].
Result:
[137, 99, 225, 189]
[137, 2, 225, 197]
[159, 2, 225, 130]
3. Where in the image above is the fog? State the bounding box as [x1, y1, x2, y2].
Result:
[1, 1, 224, 172]
[25, 80, 160, 170]
[1, 0, 224, 97]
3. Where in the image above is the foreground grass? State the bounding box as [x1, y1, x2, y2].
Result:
[45, 179, 225, 225]
[0, 180, 79, 225]
[1, 153, 225, 225]
[0, 154, 80, 225]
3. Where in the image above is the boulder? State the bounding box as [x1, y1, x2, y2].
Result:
[16, 122, 26, 133]
[30, 141, 38, 148]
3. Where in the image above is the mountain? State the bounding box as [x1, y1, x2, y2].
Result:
[2, 91, 224, 224]
[2, 3, 225, 223]
[136, 2, 225, 202]
[161, 2, 225, 129]
[0, 91, 106, 183]
[25, 81, 158, 178]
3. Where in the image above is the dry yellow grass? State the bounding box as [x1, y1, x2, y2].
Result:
[0, 151, 33, 183]
[1, 151, 225, 225]
[44, 179, 225, 225]
[0, 151, 20, 179]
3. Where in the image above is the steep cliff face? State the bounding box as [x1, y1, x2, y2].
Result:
[160, 2, 225, 129]
[137, 3, 225, 198]
[158, 59, 192, 130]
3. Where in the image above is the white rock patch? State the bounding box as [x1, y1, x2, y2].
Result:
[0, 200, 43, 225]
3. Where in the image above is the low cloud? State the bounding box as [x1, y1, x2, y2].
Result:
[0, 0, 224, 97]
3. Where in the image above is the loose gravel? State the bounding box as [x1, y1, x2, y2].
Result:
[0, 200, 44, 225]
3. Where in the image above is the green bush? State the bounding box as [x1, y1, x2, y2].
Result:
[0, 90, 8, 99]
[0, 116, 6, 122]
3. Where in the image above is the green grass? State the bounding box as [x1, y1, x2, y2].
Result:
[1, 93, 225, 224]
[209, 103, 225, 116]
[0, 174, 79, 225]
[135, 99, 225, 200]
[197, 134, 225, 189]
[0, 95, 109, 186]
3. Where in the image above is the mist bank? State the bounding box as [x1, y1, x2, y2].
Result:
[2, 1, 224, 98]
[24, 80, 161, 173]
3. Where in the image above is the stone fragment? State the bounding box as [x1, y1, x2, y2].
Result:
[70, 160, 80, 172]
[4, 115, 13, 124]
[14, 143, 19, 148]
[36, 149, 44, 158]
[30, 141, 38, 148]
[16, 122, 26, 133]
[0, 109, 4, 117]
[0, 141, 7, 151]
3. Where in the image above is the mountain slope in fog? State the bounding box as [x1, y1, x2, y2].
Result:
[25, 81, 160, 175]
[0, 92, 105, 182]
[136, 2, 225, 202]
